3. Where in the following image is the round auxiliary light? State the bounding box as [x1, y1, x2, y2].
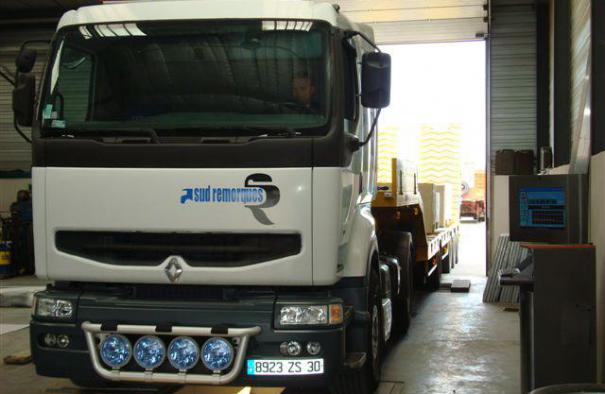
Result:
[134, 335, 166, 369]
[202, 337, 235, 371]
[100, 334, 132, 368]
[285, 341, 302, 356]
[168, 336, 199, 371]
[43, 333, 56, 347]
[56, 334, 70, 349]
[306, 341, 322, 356]
[201, 337, 234, 372]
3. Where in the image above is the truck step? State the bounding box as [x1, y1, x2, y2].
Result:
[344, 352, 367, 369]
[451, 279, 471, 293]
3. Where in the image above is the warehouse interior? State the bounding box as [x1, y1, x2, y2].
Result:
[0, 0, 603, 393]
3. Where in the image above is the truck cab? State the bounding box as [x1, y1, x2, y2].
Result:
[13, 1, 397, 393]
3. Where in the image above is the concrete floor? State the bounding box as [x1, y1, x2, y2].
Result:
[0, 221, 520, 394]
[454, 218, 488, 277]
[381, 277, 520, 394]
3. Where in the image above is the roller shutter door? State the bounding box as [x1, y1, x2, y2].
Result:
[0, 26, 54, 171]
[489, 0, 536, 169]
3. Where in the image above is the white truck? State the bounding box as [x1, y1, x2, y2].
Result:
[11, 1, 455, 392]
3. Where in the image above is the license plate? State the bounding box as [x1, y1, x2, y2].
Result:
[247, 359, 324, 375]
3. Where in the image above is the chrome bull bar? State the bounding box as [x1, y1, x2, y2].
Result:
[81, 321, 262, 385]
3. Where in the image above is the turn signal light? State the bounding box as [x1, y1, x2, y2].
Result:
[329, 304, 343, 325]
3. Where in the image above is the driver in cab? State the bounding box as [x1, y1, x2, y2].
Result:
[291, 71, 319, 112]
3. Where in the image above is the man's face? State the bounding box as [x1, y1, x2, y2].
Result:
[292, 77, 315, 106]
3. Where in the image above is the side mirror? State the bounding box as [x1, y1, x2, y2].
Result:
[361, 52, 391, 109]
[12, 73, 36, 127]
[15, 48, 37, 74]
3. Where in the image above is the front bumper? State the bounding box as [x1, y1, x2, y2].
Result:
[30, 290, 346, 387]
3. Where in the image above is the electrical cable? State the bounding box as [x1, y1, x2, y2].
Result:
[13, 119, 32, 144]
[357, 108, 381, 148]
[0, 67, 15, 86]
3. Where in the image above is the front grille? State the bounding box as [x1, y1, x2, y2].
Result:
[55, 231, 301, 267]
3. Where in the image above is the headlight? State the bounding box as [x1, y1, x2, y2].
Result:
[201, 337, 234, 372]
[279, 304, 343, 326]
[35, 297, 73, 319]
[100, 334, 132, 368]
[279, 305, 328, 325]
[168, 336, 199, 371]
[134, 335, 165, 370]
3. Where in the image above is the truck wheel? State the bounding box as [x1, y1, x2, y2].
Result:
[396, 254, 413, 337]
[381, 231, 413, 338]
[441, 252, 451, 274]
[331, 267, 383, 394]
[427, 254, 442, 291]
[392, 244, 412, 337]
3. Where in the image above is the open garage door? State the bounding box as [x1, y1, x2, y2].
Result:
[318, 0, 488, 44]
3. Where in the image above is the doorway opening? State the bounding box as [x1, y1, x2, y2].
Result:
[380, 41, 487, 277]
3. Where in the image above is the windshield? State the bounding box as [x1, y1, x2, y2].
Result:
[40, 20, 332, 136]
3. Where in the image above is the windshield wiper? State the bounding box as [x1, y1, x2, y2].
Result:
[44, 125, 304, 144]
[241, 127, 302, 140]
[253, 127, 302, 138]
[44, 127, 160, 143]
[191, 126, 302, 137]
[194, 126, 303, 143]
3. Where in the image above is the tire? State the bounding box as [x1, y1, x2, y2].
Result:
[392, 245, 412, 337]
[395, 253, 412, 337]
[379, 231, 413, 338]
[331, 266, 383, 394]
[441, 252, 451, 274]
[427, 254, 442, 291]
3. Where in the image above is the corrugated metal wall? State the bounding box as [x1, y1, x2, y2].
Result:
[489, 0, 536, 168]
[0, 26, 54, 171]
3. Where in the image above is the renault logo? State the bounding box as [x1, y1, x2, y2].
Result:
[164, 257, 183, 283]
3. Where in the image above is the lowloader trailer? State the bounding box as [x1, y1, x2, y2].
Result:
[11, 1, 457, 392]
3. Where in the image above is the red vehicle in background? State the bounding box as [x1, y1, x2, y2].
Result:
[460, 199, 485, 221]
[460, 178, 486, 222]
